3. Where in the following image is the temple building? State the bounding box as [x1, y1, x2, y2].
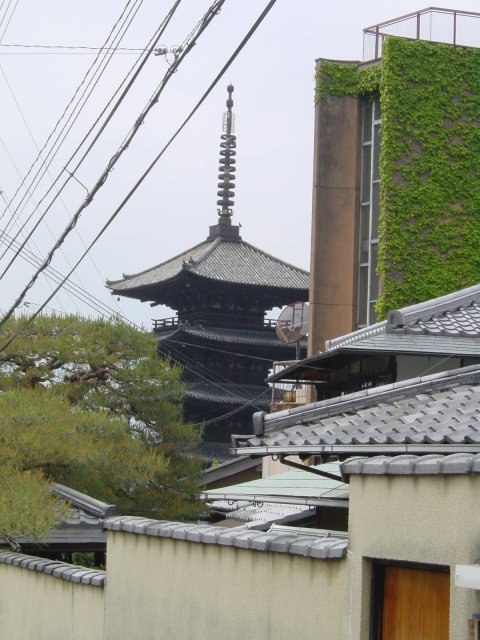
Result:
[107, 86, 309, 458]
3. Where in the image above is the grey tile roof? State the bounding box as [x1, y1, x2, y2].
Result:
[326, 284, 480, 351]
[159, 324, 307, 349]
[107, 237, 309, 292]
[53, 483, 116, 519]
[0, 552, 106, 586]
[186, 382, 270, 406]
[236, 364, 480, 454]
[103, 516, 347, 559]
[341, 452, 480, 478]
[340, 334, 480, 357]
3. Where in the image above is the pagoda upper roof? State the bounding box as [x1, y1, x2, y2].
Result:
[107, 233, 309, 296]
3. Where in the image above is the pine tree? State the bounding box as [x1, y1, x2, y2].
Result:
[0, 314, 203, 547]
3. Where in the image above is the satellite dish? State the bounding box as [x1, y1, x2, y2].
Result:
[276, 302, 309, 344]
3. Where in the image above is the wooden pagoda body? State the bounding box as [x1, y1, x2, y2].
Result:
[107, 86, 309, 459]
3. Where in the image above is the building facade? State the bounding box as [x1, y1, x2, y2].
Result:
[308, 8, 480, 355]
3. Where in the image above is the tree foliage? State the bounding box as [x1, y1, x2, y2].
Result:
[0, 314, 203, 547]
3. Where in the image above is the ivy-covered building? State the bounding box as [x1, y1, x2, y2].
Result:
[309, 8, 480, 355]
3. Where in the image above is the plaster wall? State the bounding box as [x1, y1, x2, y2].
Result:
[308, 60, 362, 355]
[0, 563, 105, 640]
[104, 531, 347, 640]
[347, 474, 480, 640]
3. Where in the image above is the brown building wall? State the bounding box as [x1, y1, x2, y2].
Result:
[308, 60, 362, 355]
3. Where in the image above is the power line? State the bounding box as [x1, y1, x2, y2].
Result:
[0, 0, 278, 354]
[0, 0, 145, 246]
[0, 0, 182, 278]
[0, 0, 226, 323]
[0, 43, 147, 51]
[160, 339, 267, 412]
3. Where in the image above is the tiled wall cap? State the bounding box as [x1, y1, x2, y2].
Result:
[216, 529, 244, 546]
[144, 521, 170, 536]
[385, 455, 420, 474]
[231, 530, 267, 549]
[309, 539, 348, 559]
[200, 527, 227, 544]
[185, 525, 214, 543]
[342, 453, 480, 477]
[100, 516, 346, 560]
[156, 522, 187, 538]
[268, 534, 299, 553]
[0, 551, 106, 587]
[171, 524, 197, 541]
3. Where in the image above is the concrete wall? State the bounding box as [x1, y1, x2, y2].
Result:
[348, 474, 480, 640]
[308, 60, 362, 355]
[0, 562, 105, 640]
[103, 531, 347, 640]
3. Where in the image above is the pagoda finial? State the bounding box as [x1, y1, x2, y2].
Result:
[216, 84, 236, 219]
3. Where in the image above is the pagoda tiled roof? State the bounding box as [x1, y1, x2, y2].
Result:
[107, 236, 309, 293]
[185, 382, 270, 407]
[156, 323, 307, 349]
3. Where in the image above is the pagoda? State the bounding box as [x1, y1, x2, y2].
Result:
[107, 86, 309, 459]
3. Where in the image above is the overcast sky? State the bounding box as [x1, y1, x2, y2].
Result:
[1, 0, 479, 328]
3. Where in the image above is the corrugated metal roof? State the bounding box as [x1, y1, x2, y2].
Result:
[201, 462, 348, 505]
[107, 237, 309, 292]
[216, 502, 312, 528]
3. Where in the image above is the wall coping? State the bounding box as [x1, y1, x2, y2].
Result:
[103, 516, 347, 560]
[0, 551, 106, 586]
[342, 453, 480, 479]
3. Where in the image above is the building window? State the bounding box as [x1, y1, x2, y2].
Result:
[358, 98, 381, 328]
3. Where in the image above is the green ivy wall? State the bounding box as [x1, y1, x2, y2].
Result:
[315, 38, 480, 318]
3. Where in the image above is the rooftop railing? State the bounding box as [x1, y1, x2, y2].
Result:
[363, 7, 480, 60]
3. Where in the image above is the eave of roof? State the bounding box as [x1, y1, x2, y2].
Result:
[107, 236, 309, 294]
[185, 382, 270, 406]
[233, 363, 480, 456]
[158, 324, 307, 349]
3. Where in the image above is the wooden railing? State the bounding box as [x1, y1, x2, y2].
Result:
[152, 317, 278, 332]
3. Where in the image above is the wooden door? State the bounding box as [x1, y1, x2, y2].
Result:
[380, 565, 449, 640]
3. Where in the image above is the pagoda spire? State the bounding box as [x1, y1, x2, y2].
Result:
[216, 84, 236, 219]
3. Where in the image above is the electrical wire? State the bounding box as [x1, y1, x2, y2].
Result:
[159, 339, 267, 411]
[0, 43, 146, 52]
[0, 0, 227, 323]
[164, 337, 297, 364]
[0, 0, 182, 276]
[0, 0, 144, 247]
[0, 63, 120, 312]
[0, 0, 18, 42]
[0, 1, 279, 427]
[0, 0, 278, 350]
